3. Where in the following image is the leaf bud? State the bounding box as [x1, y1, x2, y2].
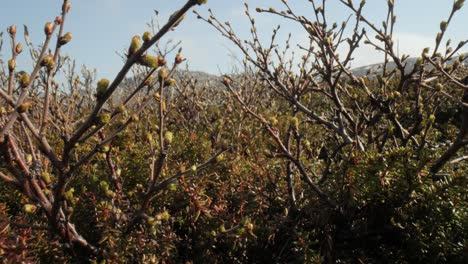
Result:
[128, 35, 141, 56]
[130, 114, 139, 122]
[164, 131, 174, 145]
[158, 68, 168, 81]
[454, 0, 464, 11]
[59, 32, 72, 46]
[116, 104, 126, 114]
[42, 172, 52, 184]
[222, 76, 232, 86]
[142, 31, 152, 42]
[44, 22, 54, 36]
[8, 25, 17, 36]
[8, 59, 16, 72]
[164, 78, 176, 87]
[440, 21, 448, 31]
[40, 55, 55, 70]
[55, 16, 63, 25]
[17, 101, 32, 113]
[157, 55, 167, 66]
[156, 211, 170, 221]
[216, 153, 225, 162]
[99, 113, 111, 125]
[23, 204, 37, 214]
[96, 78, 110, 98]
[64, 2, 71, 13]
[175, 53, 183, 64]
[15, 43, 23, 54]
[140, 55, 159, 68]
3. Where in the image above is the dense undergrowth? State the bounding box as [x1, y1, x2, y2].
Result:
[1, 0, 467, 263]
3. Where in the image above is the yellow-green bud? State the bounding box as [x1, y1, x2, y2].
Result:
[99, 113, 111, 125]
[454, 0, 464, 11]
[64, 188, 75, 200]
[168, 183, 177, 191]
[145, 132, 153, 142]
[96, 78, 110, 97]
[42, 172, 52, 184]
[17, 101, 32, 113]
[158, 68, 168, 81]
[100, 145, 110, 153]
[142, 31, 152, 42]
[100, 181, 109, 190]
[23, 204, 37, 214]
[190, 165, 197, 172]
[164, 78, 176, 87]
[15, 43, 23, 54]
[440, 21, 448, 31]
[40, 55, 55, 70]
[324, 37, 333, 45]
[175, 53, 183, 64]
[105, 190, 115, 198]
[219, 225, 226, 232]
[422, 47, 430, 56]
[25, 154, 33, 164]
[128, 35, 141, 56]
[8, 59, 16, 72]
[290, 117, 299, 130]
[157, 211, 170, 221]
[140, 55, 159, 68]
[216, 153, 225, 162]
[152, 92, 161, 101]
[59, 32, 72, 46]
[429, 114, 436, 123]
[269, 116, 278, 126]
[130, 114, 139, 122]
[116, 104, 126, 114]
[147, 217, 156, 225]
[164, 131, 174, 145]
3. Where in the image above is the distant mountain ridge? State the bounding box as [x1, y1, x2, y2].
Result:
[351, 53, 468, 76]
[121, 54, 467, 88]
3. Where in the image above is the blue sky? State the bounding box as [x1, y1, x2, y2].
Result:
[1, 0, 467, 80]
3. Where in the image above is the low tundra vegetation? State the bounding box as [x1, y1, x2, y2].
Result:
[0, 0, 467, 262]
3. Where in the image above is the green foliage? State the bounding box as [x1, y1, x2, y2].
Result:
[0, 0, 467, 263]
